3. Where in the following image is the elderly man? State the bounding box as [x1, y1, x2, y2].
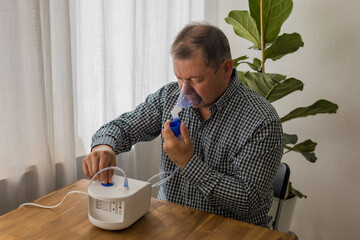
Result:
[82, 22, 283, 227]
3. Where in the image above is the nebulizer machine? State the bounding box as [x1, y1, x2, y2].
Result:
[18, 82, 201, 230]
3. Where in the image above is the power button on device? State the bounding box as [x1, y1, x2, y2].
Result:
[101, 182, 114, 187]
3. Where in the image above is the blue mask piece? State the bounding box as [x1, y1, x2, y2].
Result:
[169, 119, 182, 139]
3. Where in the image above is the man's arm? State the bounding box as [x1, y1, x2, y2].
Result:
[83, 84, 172, 183]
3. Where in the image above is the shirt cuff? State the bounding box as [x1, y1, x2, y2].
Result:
[181, 154, 208, 185]
[91, 136, 116, 152]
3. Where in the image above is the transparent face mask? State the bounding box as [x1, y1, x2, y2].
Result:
[171, 82, 202, 121]
[177, 81, 202, 108]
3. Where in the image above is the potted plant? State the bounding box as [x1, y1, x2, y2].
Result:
[225, 0, 338, 231]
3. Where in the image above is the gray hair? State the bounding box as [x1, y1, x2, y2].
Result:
[171, 22, 232, 70]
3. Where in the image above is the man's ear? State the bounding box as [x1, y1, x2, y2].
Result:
[223, 59, 234, 79]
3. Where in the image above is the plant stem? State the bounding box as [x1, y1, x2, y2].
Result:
[260, 0, 265, 73]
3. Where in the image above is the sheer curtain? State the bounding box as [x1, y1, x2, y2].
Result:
[70, 0, 218, 181]
[0, 0, 218, 215]
[0, 0, 74, 215]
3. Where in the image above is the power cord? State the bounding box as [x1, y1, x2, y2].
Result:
[18, 190, 88, 209]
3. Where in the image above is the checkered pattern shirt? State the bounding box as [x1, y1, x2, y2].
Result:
[92, 69, 283, 227]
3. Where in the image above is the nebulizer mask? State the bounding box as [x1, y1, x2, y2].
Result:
[170, 82, 202, 138]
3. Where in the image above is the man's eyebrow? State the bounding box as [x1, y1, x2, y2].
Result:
[188, 75, 203, 79]
[174, 73, 204, 80]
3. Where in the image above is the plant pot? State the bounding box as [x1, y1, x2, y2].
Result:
[268, 196, 297, 233]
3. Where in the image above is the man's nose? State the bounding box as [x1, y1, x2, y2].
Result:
[182, 82, 195, 95]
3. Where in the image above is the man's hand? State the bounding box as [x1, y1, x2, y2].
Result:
[82, 145, 116, 184]
[162, 120, 193, 169]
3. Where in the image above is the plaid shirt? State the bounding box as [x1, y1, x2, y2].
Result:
[92, 69, 283, 227]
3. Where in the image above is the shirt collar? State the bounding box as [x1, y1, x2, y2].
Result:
[210, 68, 240, 115]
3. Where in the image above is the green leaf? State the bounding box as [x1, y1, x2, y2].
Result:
[293, 140, 317, 152]
[225, 10, 261, 48]
[300, 152, 317, 163]
[245, 62, 261, 72]
[284, 145, 318, 163]
[243, 58, 262, 72]
[240, 71, 278, 97]
[249, 0, 293, 43]
[268, 73, 286, 83]
[281, 99, 339, 122]
[233, 55, 249, 68]
[253, 58, 262, 69]
[265, 33, 304, 61]
[289, 182, 307, 199]
[238, 72, 303, 102]
[283, 133, 298, 145]
[266, 77, 304, 102]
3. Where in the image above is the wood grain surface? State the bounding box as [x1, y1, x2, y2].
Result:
[0, 179, 297, 240]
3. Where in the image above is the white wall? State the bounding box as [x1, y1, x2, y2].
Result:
[219, 1, 360, 239]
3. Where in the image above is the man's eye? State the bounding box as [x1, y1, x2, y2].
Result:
[191, 79, 203, 84]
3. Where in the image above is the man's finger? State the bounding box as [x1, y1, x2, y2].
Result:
[162, 120, 176, 139]
[107, 169, 114, 183]
[181, 122, 191, 143]
[82, 157, 91, 179]
[91, 156, 100, 180]
[99, 154, 110, 183]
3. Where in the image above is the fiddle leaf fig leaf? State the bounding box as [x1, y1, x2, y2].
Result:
[300, 152, 317, 163]
[268, 73, 286, 83]
[281, 99, 339, 122]
[293, 140, 317, 152]
[246, 63, 261, 72]
[233, 55, 249, 68]
[238, 72, 303, 102]
[239, 71, 278, 97]
[284, 144, 318, 163]
[249, 0, 293, 43]
[266, 77, 304, 102]
[225, 10, 261, 49]
[244, 58, 262, 72]
[265, 33, 304, 61]
[289, 182, 307, 199]
[283, 133, 298, 145]
[253, 58, 262, 68]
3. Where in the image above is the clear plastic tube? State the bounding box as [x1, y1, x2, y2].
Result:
[147, 167, 179, 188]
[89, 166, 128, 187]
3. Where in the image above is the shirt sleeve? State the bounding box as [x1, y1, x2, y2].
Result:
[91, 86, 168, 155]
[181, 119, 283, 217]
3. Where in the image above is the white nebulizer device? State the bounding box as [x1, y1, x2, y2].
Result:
[170, 82, 202, 138]
[87, 167, 151, 230]
[19, 166, 179, 231]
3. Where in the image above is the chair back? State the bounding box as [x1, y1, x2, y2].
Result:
[272, 162, 290, 230]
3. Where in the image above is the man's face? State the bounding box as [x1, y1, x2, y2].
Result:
[173, 51, 231, 109]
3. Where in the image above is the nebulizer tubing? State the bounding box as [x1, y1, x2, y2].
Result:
[90, 166, 178, 189]
[147, 167, 179, 188]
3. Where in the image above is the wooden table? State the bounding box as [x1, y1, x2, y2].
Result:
[0, 179, 297, 240]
